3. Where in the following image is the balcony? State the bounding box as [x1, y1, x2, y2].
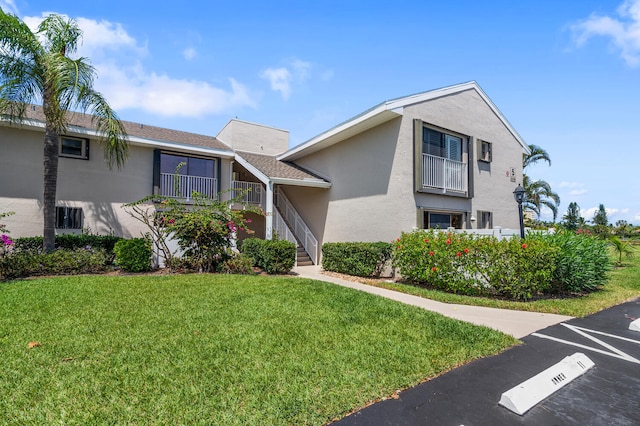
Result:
[422, 154, 467, 193]
[159, 173, 217, 200]
[231, 181, 265, 209]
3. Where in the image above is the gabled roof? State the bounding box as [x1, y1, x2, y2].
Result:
[278, 81, 530, 161]
[235, 151, 331, 188]
[1, 105, 235, 158]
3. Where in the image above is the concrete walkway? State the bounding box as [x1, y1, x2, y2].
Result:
[291, 265, 573, 339]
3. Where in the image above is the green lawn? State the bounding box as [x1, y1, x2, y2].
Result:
[0, 274, 515, 425]
[362, 254, 640, 317]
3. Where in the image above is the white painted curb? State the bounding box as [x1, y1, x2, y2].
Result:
[499, 352, 594, 416]
[629, 318, 640, 332]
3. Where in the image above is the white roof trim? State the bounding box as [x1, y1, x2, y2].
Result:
[279, 81, 530, 160]
[272, 177, 332, 188]
[233, 154, 270, 186]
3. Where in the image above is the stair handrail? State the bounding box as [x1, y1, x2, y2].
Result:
[275, 188, 319, 265]
[273, 209, 297, 247]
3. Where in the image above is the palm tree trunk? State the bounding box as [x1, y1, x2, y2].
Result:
[43, 123, 59, 253]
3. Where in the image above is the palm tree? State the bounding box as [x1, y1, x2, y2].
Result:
[608, 235, 634, 266]
[522, 175, 561, 221]
[522, 144, 560, 221]
[0, 11, 128, 252]
[523, 144, 551, 169]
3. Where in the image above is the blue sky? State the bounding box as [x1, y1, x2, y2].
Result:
[3, 0, 640, 224]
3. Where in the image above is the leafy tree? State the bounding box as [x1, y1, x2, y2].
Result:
[562, 202, 583, 231]
[592, 204, 610, 238]
[522, 145, 560, 221]
[614, 220, 632, 238]
[0, 11, 128, 252]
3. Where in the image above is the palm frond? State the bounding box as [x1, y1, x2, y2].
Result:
[523, 144, 551, 169]
[37, 14, 81, 55]
[79, 89, 129, 169]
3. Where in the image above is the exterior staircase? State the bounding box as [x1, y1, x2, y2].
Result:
[273, 188, 319, 266]
[296, 245, 313, 266]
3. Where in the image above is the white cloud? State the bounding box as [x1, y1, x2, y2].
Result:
[260, 58, 331, 100]
[260, 67, 292, 100]
[183, 47, 197, 60]
[21, 14, 258, 117]
[558, 181, 583, 188]
[571, 0, 640, 66]
[581, 206, 622, 221]
[569, 189, 588, 196]
[0, 0, 18, 14]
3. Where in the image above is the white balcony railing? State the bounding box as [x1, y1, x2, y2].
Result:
[160, 173, 217, 200]
[231, 181, 265, 209]
[422, 154, 467, 193]
[275, 188, 318, 265]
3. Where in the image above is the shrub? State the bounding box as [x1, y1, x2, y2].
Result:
[124, 186, 261, 272]
[241, 238, 296, 274]
[478, 236, 558, 300]
[0, 247, 108, 280]
[114, 238, 152, 273]
[527, 231, 611, 293]
[219, 253, 255, 275]
[13, 234, 122, 262]
[239, 238, 262, 266]
[392, 230, 559, 300]
[322, 242, 393, 277]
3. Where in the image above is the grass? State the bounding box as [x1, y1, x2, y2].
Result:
[0, 274, 516, 425]
[357, 253, 640, 317]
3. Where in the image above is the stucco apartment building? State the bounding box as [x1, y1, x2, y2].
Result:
[0, 81, 530, 264]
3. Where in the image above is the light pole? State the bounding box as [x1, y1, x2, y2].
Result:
[513, 184, 526, 239]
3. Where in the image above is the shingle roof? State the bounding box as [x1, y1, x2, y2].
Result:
[236, 150, 327, 182]
[17, 105, 231, 151]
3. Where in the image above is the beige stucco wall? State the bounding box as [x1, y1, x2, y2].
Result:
[286, 88, 524, 249]
[0, 125, 234, 239]
[404, 89, 524, 229]
[217, 119, 289, 155]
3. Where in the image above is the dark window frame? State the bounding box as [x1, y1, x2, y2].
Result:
[55, 206, 83, 229]
[59, 136, 90, 160]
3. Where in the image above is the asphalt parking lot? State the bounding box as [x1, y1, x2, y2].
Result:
[335, 298, 640, 425]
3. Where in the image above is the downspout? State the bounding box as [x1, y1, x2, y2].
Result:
[229, 160, 234, 202]
[265, 181, 274, 240]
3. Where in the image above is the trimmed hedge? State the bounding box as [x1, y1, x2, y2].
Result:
[241, 238, 296, 274]
[13, 234, 122, 262]
[392, 229, 611, 300]
[0, 247, 109, 280]
[114, 238, 152, 273]
[322, 242, 393, 277]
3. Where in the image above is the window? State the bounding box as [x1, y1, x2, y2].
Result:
[423, 211, 463, 229]
[423, 127, 462, 162]
[155, 151, 219, 199]
[160, 153, 215, 177]
[59, 137, 89, 160]
[478, 140, 492, 162]
[478, 210, 492, 229]
[56, 207, 83, 229]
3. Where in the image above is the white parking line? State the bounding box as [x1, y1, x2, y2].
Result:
[532, 323, 640, 365]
